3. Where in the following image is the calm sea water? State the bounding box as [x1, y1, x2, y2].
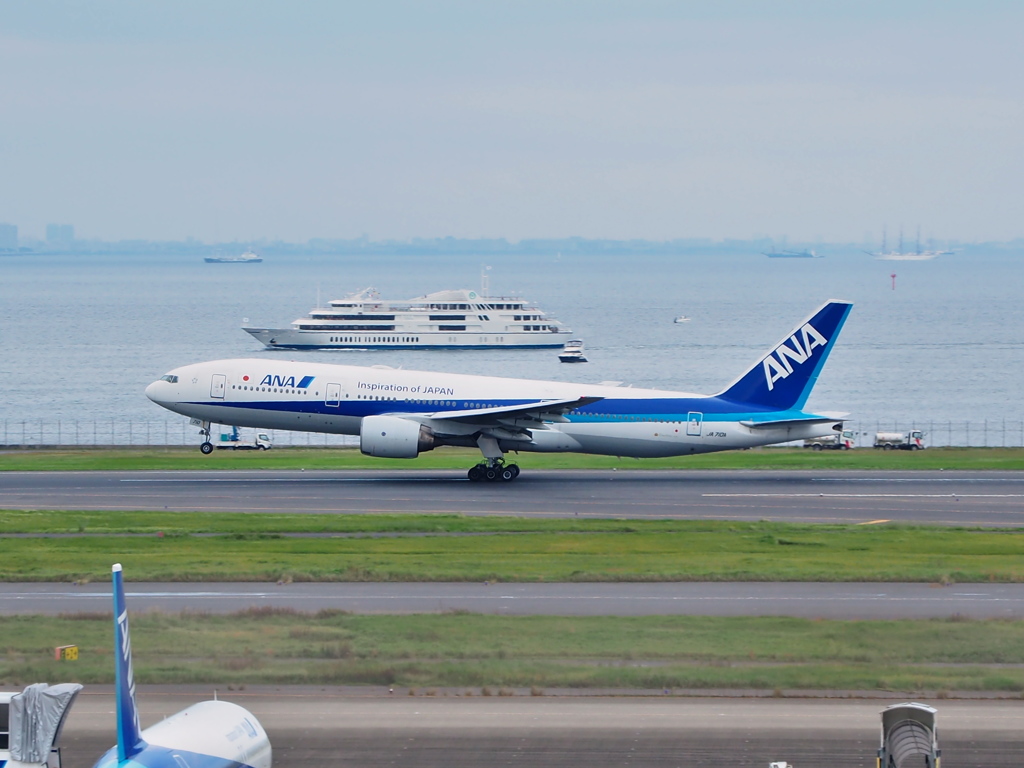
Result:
[2, 250, 1022, 442]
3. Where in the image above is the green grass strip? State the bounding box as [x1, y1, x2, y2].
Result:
[2, 513, 1024, 582]
[3, 446, 1024, 471]
[3, 612, 1023, 693]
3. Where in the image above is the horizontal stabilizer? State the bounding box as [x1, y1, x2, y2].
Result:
[740, 416, 843, 430]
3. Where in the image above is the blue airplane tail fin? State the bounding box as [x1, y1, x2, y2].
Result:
[716, 300, 852, 411]
[112, 564, 147, 763]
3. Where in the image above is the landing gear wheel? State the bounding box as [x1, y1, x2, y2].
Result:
[468, 464, 485, 482]
[200, 442, 214, 455]
[509, 464, 520, 478]
[500, 467, 516, 482]
[484, 467, 500, 482]
[812, 444, 823, 451]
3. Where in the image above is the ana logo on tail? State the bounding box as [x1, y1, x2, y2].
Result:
[762, 322, 828, 391]
[116, 607, 141, 738]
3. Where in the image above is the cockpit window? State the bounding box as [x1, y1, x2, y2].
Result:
[160, 375, 179, 383]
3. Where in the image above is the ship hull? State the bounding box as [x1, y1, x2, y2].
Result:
[875, 254, 938, 261]
[244, 327, 571, 350]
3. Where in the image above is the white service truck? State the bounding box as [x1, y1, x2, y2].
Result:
[873, 430, 925, 450]
[217, 426, 272, 450]
[803, 430, 856, 450]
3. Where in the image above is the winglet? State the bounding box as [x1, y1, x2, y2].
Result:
[716, 300, 853, 411]
[112, 563, 147, 762]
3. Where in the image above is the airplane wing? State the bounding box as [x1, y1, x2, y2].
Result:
[422, 396, 603, 424]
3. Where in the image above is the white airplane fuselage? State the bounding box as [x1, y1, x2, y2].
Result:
[149, 360, 828, 457]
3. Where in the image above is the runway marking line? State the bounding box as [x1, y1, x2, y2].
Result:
[704, 493, 1024, 498]
[858, 519, 891, 525]
[812, 477, 1024, 483]
[3, 592, 1021, 603]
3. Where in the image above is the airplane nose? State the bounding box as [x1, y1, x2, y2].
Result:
[145, 380, 166, 404]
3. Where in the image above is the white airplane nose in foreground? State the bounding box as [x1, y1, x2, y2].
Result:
[144, 380, 163, 404]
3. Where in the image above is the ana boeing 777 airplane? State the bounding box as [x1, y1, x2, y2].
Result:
[92, 564, 272, 768]
[146, 300, 852, 482]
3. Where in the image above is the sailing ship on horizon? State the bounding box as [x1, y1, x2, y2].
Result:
[869, 226, 953, 261]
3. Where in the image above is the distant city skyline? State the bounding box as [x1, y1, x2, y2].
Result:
[2, 2, 1023, 243]
[2, 227, 1002, 259]
[0, 222, 981, 249]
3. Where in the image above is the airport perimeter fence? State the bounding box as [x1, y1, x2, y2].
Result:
[0, 418, 358, 449]
[1, 418, 1024, 449]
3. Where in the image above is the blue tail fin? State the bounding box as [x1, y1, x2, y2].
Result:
[112, 563, 146, 763]
[716, 300, 852, 411]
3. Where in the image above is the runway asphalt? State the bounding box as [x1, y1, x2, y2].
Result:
[57, 690, 1024, 768]
[3, 468, 1024, 524]
[5, 581, 1024, 619]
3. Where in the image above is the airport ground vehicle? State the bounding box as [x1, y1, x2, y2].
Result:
[211, 426, 272, 452]
[874, 430, 925, 450]
[803, 430, 855, 450]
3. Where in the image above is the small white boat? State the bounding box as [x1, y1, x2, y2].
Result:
[205, 250, 262, 263]
[673, 315, 690, 323]
[558, 339, 587, 363]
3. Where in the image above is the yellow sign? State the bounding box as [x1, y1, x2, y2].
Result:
[55, 645, 79, 661]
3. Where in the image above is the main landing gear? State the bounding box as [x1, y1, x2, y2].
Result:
[468, 434, 520, 482]
[467, 460, 520, 482]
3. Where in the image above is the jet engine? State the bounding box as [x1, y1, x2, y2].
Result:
[360, 415, 436, 458]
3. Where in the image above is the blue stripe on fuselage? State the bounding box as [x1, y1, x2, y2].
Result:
[184, 395, 814, 423]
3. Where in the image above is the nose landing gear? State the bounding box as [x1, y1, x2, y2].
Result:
[196, 420, 214, 455]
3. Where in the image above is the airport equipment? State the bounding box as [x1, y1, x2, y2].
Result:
[803, 429, 855, 450]
[874, 430, 925, 450]
[0, 683, 82, 768]
[215, 425, 272, 451]
[877, 703, 939, 767]
[53, 645, 78, 661]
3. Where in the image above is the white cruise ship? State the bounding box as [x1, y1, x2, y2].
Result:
[243, 287, 573, 350]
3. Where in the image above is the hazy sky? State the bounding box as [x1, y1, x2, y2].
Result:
[2, 1, 1023, 242]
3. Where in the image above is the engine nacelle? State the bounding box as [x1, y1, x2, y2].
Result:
[360, 415, 435, 458]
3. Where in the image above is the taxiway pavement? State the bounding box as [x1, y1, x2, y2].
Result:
[4, 581, 1024, 618]
[58, 690, 1024, 768]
